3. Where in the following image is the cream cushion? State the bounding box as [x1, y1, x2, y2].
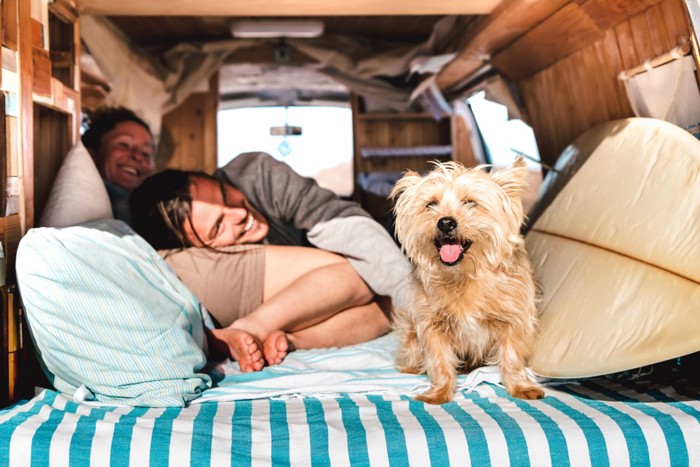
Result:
[38, 141, 113, 227]
[527, 118, 700, 378]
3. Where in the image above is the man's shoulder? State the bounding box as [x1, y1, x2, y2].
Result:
[217, 152, 286, 180]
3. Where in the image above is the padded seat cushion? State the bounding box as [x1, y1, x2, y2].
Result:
[527, 118, 700, 378]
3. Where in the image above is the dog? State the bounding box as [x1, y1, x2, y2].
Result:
[390, 157, 544, 404]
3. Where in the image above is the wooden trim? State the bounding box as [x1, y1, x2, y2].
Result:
[17, 0, 33, 232]
[78, 0, 502, 16]
[2, 0, 18, 51]
[48, 0, 80, 24]
[618, 42, 691, 79]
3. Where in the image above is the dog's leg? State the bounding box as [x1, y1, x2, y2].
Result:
[415, 327, 459, 404]
[499, 332, 544, 400]
[396, 323, 423, 374]
[394, 291, 427, 375]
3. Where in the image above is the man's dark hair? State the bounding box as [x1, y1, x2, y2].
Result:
[81, 107, 153, 153]
[130, 169, 219, 251]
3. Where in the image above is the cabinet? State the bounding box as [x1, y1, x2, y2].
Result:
[1, 0, 81, 406]
[350, 93, 455, 231]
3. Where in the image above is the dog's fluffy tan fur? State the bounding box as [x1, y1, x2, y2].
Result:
[390, 158, 544, 404]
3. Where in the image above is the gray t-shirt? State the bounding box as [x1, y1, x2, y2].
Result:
[215, 152, 413, 311]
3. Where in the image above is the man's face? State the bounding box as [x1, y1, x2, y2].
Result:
[184, 175, 269, 247]
[95, 121, 155, 191]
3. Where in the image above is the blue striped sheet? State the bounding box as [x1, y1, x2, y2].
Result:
[303, 398, 330, 467]
[149, 407, 181, 466]
[406, 397, 450, 464]
[366, 395, 410, 466]
[1, 377, 698, 466]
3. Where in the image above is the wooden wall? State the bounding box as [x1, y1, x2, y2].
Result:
[517, 0, 692, 166]
[158, 73, 220, 173]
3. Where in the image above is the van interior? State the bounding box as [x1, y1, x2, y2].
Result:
[1, 0, 699, 464]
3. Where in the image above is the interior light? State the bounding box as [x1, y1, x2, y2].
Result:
[230, 20, 324, 39]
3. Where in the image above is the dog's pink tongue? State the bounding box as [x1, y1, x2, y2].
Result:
[439, 244, 462, 263]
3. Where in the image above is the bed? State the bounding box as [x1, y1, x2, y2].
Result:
[2, 335, 700, 465]
[2, 117, 699, 465]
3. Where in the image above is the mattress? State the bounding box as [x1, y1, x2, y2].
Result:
[1, 334, 698, 466]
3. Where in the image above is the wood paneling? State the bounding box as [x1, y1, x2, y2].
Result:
[2, 0, 18, 50]
[1, 0, 81, 406]
[33, 105, 70, 223]
[581, 0, 662, 30]
[517, 0, 691, 167]
[492, 3, 605, 80]
[436, 0, 569, 92]
[160, 72, 220, 174]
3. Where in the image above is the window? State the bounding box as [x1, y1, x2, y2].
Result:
[466, 91, 543, 213]
[467, 91, 541, 169]
[218, 106, 354, 197]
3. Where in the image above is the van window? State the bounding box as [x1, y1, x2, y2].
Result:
[218, 106, 354, 197]
[466, 91, 541, 169]
[466, 91, 543, 213]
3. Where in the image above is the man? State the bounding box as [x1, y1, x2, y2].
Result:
[130, 152, 412, 371]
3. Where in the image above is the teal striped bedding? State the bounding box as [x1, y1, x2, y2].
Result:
[1, 377, 699, 466]
[2, 333, 699, 466]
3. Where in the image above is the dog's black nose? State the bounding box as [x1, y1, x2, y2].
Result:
[437, 217, 457, 234]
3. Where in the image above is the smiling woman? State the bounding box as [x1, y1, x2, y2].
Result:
[81, 107, 156, 224]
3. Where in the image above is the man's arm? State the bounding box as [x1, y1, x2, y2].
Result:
[216, 152, 368, 228]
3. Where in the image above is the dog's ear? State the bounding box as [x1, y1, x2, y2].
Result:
[389, 170, 422, 201]
[492, 157, 528, 197]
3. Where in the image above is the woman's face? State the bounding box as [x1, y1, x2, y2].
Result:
[184, 175, 270, 247]
[95, 121, 155, 191]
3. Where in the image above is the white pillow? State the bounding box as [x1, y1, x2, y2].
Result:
[17, 219, 211, 406]
[38, 141, 113, 227]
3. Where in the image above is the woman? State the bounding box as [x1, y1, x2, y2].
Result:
[130, 153, 413, 372]
[82, 107, 155, 224]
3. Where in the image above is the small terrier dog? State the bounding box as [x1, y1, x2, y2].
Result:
[390, 158, 544, 404]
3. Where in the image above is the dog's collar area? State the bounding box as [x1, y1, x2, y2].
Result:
[434, 237, 472, 266]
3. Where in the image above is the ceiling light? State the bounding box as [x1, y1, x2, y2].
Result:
[230, 20, 324, 39]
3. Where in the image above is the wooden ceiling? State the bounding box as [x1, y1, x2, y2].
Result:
[105, 16, 450, 49]
[81, 0, 502, 48]
[76, 0, 505, 106]
[79, 0, 677, 107]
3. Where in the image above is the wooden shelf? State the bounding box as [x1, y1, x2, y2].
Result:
[359, 112, 443, 121]
[33, 77, 79, 115]
[361, 145, 452, 159]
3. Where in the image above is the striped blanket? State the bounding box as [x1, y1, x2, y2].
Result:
[2, 335, 699, 465]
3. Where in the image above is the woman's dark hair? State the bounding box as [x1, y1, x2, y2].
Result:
[130, 169, 218, 250]
[82, 107, 153, 153]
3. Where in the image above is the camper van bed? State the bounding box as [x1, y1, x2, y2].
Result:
[2, 336, 699, 466]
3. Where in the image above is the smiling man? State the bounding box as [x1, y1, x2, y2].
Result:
[129, 151, 413, 371]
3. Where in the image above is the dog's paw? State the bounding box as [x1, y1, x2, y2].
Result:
[509, 384, 545, 400]
[415, 386, 454, 405]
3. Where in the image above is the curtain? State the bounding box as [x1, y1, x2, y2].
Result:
[621, 55, 700, 139]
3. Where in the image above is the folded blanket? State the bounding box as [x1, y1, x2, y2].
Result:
[193, 333, 513, 403]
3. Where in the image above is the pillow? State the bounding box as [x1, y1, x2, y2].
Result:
[38, 141, 113, 227]
[16, 219, 211, 406]
[526, 118, 700, 378]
